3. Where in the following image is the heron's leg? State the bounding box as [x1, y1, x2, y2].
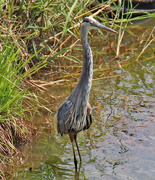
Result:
[69, 133, 78, 171]
[74, 134, 82, 163]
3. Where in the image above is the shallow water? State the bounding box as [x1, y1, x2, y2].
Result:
[9, 18, 155, 179]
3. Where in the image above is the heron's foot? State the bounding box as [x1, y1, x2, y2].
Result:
[75, 162, 81, 179]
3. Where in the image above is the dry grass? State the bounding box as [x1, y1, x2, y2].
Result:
[0, 118, 36, 178]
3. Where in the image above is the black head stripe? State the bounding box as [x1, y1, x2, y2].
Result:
[83, 17, 89, 23]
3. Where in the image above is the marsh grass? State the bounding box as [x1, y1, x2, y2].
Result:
[0, 0, 155, 178]
[0, 30, 46, 177]
[0, 10, 46, 178]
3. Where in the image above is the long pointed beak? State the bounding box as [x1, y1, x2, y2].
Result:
[95, 22, 118, 34]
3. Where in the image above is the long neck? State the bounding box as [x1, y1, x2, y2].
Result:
[68, 26, 93, 105]
[78, 27, 93, 89]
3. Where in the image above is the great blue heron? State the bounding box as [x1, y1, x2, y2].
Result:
[57, 16, 117, 171]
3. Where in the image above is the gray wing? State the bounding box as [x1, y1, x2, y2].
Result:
[57, 100, 73, 135]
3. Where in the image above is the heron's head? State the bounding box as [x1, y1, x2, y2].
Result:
[81, 16, 118, 34]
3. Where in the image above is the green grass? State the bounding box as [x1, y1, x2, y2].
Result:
[0, 21, 45, 178]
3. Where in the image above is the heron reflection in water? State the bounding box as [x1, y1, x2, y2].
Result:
[57, 16, 117, 171]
